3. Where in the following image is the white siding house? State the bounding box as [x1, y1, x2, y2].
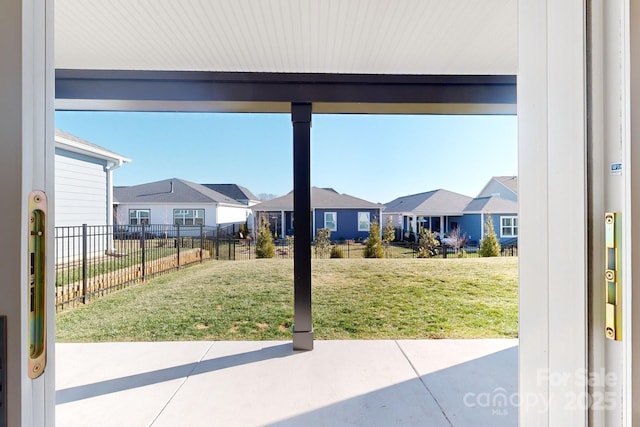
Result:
[114, 178, 254, 232]
[55, 129, 131, 261]
[55, 129, 131, 227]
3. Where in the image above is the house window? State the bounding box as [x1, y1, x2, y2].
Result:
[501, 216, 518, 237]
[358, 212, 370, 232]
[129, 209, 150, 225]
[324, 212, 337, 231]
[174, 209, 205, 226]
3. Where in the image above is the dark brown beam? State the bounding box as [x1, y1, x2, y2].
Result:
[292, 102, 313, 351]
[55, 70, 516, 113]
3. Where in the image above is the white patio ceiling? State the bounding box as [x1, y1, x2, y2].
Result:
[55, 0, 517, 75]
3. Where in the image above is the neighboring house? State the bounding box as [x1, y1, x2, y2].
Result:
[55, 129, 131, 260]
[460, 195, 519, 245]
[251, 187, 382, 241]
[113, 178, 253, 234]
[55, 129, 132, 227]
[383, 177, 519, 246]
[382, 189, 473, 241]
[477, 176, 518, 202]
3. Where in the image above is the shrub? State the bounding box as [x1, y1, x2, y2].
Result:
[382, 217, 395, 245]
[255, 214, 275, 258]
[479, 216, 501, 257]
[330, 245, 344, 258]
[314, 228, 332, 258]
[417, 229, 439, 258]
[364, 219, 384, 258]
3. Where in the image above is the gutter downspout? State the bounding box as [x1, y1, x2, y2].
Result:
[106, 159, 124, 252]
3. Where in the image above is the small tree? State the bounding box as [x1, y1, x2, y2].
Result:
[314, 228, 332, 258]
[255, 214, 275, 258]
[364, 219, 384, 258]
[479, 216, 501, 257]
[446, 227, 467, 253]
[417, 229, 439, 258]
[382, 217, 395, 245]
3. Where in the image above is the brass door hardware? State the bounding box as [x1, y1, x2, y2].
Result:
[605, 212, 622, 341]
[28, 190, 47, 378]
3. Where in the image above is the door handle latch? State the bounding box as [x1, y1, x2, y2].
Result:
[605, 212, 622, 341]
[28, 190, 47, 378]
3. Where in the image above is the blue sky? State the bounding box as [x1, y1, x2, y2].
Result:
[55, 112, 517, 204]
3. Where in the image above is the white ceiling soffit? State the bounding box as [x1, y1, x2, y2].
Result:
[55, 0, 517, 75]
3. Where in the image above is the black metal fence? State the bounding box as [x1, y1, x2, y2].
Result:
[55, 223, 238, 310]
[233, 239, 518, 260]
[55, 224, 517, 310]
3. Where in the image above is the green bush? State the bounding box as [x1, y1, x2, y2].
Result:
[479, 216, 501, 257]
[417, 229, 439, 258]
[330, 245, 344, 258]
[255, 214, 275, 258]
[364, 219, 384, 258]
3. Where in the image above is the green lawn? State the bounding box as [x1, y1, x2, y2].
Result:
[56, 257, 518, 342]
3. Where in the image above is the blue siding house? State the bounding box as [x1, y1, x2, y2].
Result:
[462, 195, 518, 246]
[382, 176, 519, 247]
[382, 189, 473, 241]
[251, 187, 382, 241]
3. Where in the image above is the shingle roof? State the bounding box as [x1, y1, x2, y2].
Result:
[114, 178, 243, 205]
[201, 184, 258, 203]
[463, 195, 518, 213]
[384, 189, 473, 215]
[55, 128, 131, 162]
[251, 187, 381, 211]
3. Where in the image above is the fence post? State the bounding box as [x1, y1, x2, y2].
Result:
[82, 224, 88, 304]
[200, 225, 203, 263]
[176, 224, 181, 269]
[141, 224, 146, 281]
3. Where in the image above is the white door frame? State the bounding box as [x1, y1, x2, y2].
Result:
[5, 0, 635, 425]
[0, 0, 55, 425]
[519, 1, 589, 426]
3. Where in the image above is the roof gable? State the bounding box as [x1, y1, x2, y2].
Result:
[477, 176, 518, 199]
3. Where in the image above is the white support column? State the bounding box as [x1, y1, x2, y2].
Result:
[281, 209, 285, 239]
[480, 213, 485, 240]
[312, 208, 316, 239]
[519, 1, 587, 426]
[0, 0, 55, 425]
[411, 215, 417, 242]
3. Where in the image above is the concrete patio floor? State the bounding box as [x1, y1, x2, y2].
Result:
[56, 339, 518, 427]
